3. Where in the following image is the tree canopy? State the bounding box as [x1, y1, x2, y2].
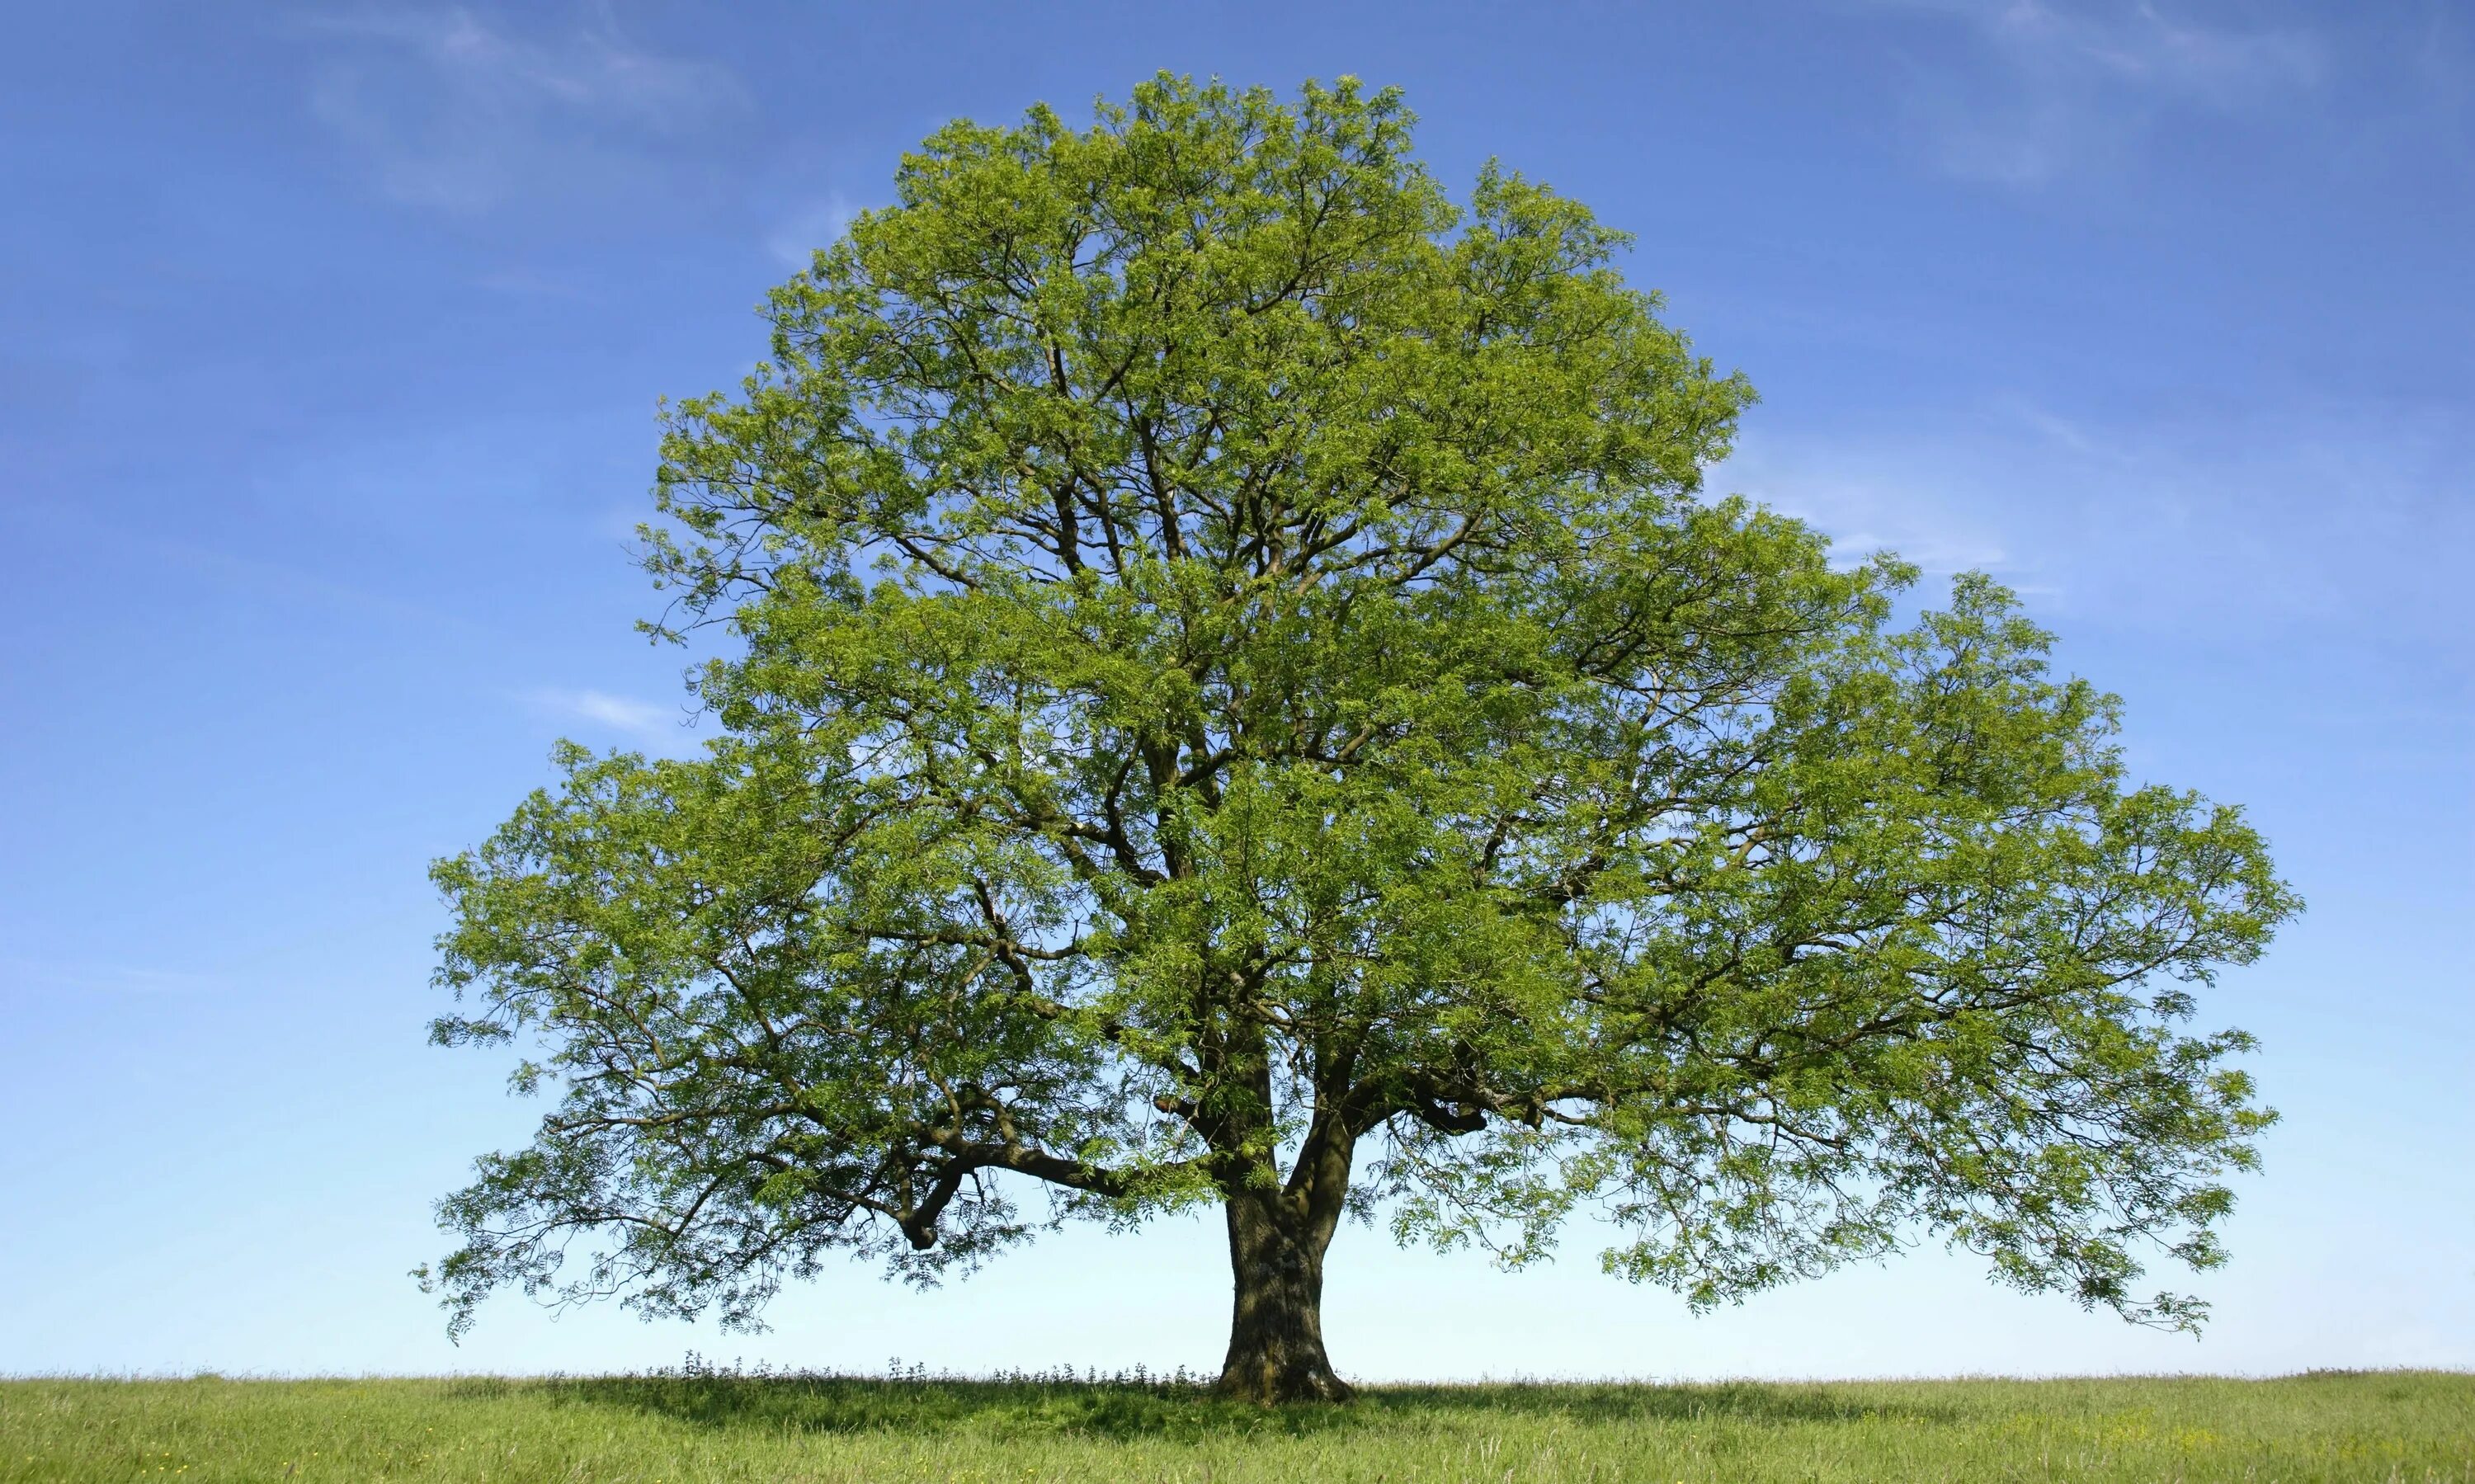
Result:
[421, 75, 2297, 1402]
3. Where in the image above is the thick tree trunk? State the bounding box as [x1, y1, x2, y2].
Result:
[1214, 1186, 1353, 1403]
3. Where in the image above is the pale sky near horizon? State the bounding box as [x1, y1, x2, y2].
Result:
[2, 2, 2468, 1380]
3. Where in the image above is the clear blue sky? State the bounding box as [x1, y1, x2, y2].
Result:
[3, 1, 2468, 1380]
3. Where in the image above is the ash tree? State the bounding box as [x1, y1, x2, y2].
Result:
[419, 76, 2297, 1402]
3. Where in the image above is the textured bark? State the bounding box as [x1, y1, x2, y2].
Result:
[1214, 1185, 1353, 1403]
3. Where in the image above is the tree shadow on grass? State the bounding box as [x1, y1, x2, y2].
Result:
[483, 1373, 1957, 1444]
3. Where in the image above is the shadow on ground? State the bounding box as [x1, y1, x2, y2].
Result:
[473, 1374, 1959, 1442]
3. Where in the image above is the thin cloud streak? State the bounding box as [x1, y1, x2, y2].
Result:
[1862, 0, 2324, 185]
[1724, 397, 2473, 643]
[765, 193, 864, 270]
[1723, 438, 2018, 580]
[527, 686, 695, 743]
[297, 5, 749, 212]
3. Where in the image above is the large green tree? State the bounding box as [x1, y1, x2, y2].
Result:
[421, 77, 2296, 1402]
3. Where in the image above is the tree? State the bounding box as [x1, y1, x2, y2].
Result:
[419, 76, 2298, 1403]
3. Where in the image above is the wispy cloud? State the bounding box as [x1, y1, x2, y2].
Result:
[298, 5, 748, 212]
[1864, 0, 2323, 185]
[1723, 436, 2020, 581]
[528, 686, 694, 743]
[764, 193, 863, 270]
[1725, 395, 2472, 643]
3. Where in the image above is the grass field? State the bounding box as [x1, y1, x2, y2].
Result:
[2, 1368, 2467, 1482]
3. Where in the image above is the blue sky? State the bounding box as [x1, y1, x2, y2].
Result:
[2, 1, 2468, 1380]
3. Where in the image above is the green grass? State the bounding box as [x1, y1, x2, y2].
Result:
[3, 1369, 2468, 1482]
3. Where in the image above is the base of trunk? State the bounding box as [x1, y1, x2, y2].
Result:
[1214, 1345, 1356, 1405]
[1217, 1190, 1354, 1403]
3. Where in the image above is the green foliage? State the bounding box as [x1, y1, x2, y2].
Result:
[421, 75, 2297, 1345]
[7, 1372, 2468, 1482]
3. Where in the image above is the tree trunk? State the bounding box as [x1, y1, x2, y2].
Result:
[1214, 1186, 1354, 1403]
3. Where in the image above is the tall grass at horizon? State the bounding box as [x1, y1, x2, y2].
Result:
[2, 1369, 2467, 1482]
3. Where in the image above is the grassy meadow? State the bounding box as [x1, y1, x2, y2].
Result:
[2, 1368, 2467, 1482]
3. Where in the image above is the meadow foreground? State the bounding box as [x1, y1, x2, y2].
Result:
[2, 1369, 2468, 1482]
